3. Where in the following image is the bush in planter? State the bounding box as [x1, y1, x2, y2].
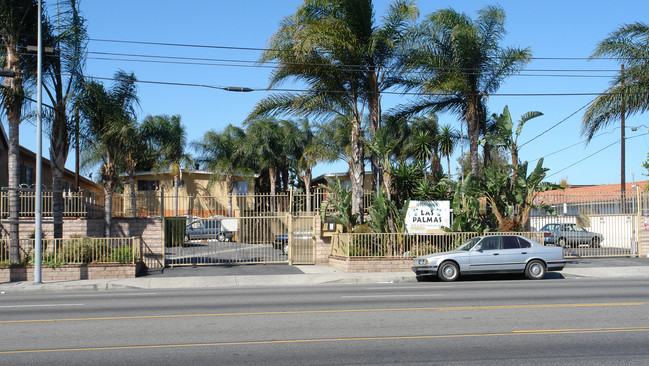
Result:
[109, 246, 134, 263]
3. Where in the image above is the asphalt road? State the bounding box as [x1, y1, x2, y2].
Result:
[1, 278, 648, 365]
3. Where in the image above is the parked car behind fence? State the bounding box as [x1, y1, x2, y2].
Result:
[539, 223, 603, 248]
[185, 219, 235, 242]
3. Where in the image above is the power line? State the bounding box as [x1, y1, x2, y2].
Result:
[75, 74, 649, 98]
[545, 133, 649, 179]
[87, 38, 645, 62]
[21, 49, 624, 77]
[519, 100, 594, 148]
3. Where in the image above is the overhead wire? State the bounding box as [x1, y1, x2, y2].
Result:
[545, 133, 649, 179]
[87, 38, 648, 62]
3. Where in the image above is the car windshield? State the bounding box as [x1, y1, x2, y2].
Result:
[456, 237, 481, 251]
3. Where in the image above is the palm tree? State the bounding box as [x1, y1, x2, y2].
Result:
[582, 22, 649, 193]
[244, 117, 285, 211]
[408, 113, 442, 178]
[77, 71, 139, 236]
[583, 22, 649, 140]
[437, 124, 459, 179]
[394, 5, 531, 177]
[250, 0, 418, 219]
[193, 124, 251, 216]
[293, 119, 329, 213]
[42, 0, 86, 238]
[143, 114, 191, 216]
[122, 117, 162, 218]
[0, 0, 38, 262]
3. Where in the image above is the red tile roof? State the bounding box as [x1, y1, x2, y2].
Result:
[535, 181, 648, 204]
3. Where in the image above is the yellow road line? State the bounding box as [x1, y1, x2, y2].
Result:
[2, 327, 649, 355]
[1, 301, 647, 324]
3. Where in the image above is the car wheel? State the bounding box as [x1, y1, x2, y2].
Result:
[525, 260, 546, 280]
[438, 261, 459, 282]
[283, 244, 289, 255]
[591, 237, 601, 248]
[217, 233, 226, 242]
[184, 234, 190, 242]
[416, 275, 431, 282]
[558, 237, 567, 248]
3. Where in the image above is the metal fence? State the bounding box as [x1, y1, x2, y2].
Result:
[531, 190, 645, 258]
[123, 189, 374, 218]
[0, 188, 124, 219]
[331, 232, 545, 259]
[0, 237, 139, 265]
[164, 215, 317, 266]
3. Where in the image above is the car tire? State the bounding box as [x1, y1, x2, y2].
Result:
[415, 275, 431, 282]
[558, 237, 567, 248]
[591, 237, 601, 248]
[184, 234, 190, 242]
[217, 233, 226, 242]
[438, 261, 459, 282]
[283, 244, 289, 255]
[525, 260, 546, 280]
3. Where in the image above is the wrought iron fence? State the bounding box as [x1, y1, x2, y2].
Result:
[330, 232, 545, 259]
[0, 237, 139, 265]
[122, 189, 374, 218]
[0, 188, 124, 219]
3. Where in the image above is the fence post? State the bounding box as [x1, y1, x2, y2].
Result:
[133, 236, 140, 264]
[637, 188, 643, 257]
[160, 185, 165, 218]
[287, 212, 293, 265]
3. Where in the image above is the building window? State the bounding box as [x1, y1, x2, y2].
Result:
[235, 180, 249, 195]
[137, 180, 160, 191]
[20, 164, 34, 187]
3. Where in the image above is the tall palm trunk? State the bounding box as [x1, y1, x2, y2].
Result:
[350, 117, 365, 220]
[466, 96, 483, 177]
[268, 165, 277, 213]
[129, 170, 137, 218]
[50, 97, 70, 239]
[368, 69, 381, 194]
[173, 174, 179, 216]
[100, 162, 116, 237]
[303, 167, 312, 213]
[225, 173, 234, 217]
[4, 41, 24, 263]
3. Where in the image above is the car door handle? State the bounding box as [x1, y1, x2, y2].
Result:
[493, 253, 499, 255]
[521, 252, 528, 254]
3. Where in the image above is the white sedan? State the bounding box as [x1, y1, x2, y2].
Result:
[412, 235, 566, 282]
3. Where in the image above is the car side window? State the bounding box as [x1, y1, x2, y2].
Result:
[502, 236, 520, 249]
[480, 237, 501, 250]
[518, 237, 532, 248]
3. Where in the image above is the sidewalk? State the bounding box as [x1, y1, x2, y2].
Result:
[1, 260, 648, 294]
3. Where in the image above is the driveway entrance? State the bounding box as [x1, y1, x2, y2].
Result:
[164, 215, 317, 267]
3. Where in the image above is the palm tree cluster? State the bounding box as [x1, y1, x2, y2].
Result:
[2, 0, 647, 257]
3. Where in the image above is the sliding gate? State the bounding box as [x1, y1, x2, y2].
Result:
[164, 215, 317, 267]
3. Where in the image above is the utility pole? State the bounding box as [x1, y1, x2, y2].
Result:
[620, 65, 627, 215]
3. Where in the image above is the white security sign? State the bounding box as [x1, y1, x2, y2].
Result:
[405, 200, 451, 233]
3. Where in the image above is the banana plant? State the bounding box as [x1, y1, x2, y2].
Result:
[318, 177, 359, 233]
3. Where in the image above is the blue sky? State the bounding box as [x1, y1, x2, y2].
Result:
[10, 0, 649, 186]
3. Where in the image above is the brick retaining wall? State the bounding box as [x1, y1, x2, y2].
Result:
[328, 255, 412, 272]
[0, 264, 139, 282]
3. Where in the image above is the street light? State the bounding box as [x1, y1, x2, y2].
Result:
[221, 86, 254, 92]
